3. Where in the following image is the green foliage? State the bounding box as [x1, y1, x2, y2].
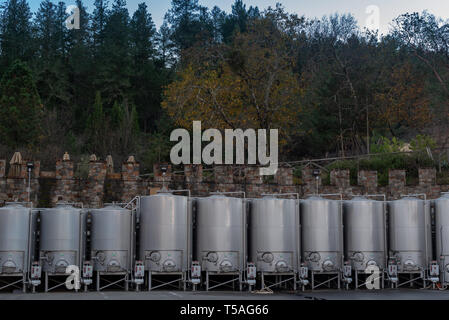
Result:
[85, 91, 106, 153]
[0, 60, 43, 149]
[371, 137, 405, 154]
[410, 135, 437, 151]
[141, 132, 172, 173]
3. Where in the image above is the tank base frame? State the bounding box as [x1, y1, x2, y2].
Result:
[147, 271, 187, 291]
[389, 271, 427, 289]
[260, 272, 297, 291]
[96, 271, 129, 291]
[44, 272, 80, 292]
[205, 271, 243, 291]
[311, 271, 341, 290]
[0, 274, 27, 293]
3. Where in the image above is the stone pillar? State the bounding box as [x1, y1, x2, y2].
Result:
[53, 159, 75, 205]
[6, 160, 40, 204]
[358, 170, 378, 194]
[302, 167, 321, 195]
[330, 169, 350, 189]
[419, 168, 436, 186]
[84, 161, 107, 208]
[121, 159, 140, 202]
[388, 169, 406, 199]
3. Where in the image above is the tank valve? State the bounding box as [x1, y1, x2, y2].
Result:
[247, 263, 257, 287]
[429, 261, 440, 289]
[388, 260, 398, 288]
[190, 261, 201, 291]
[30, 262, 41, 292]
[342, 262, 352, 289]
[299, 264, 309, 290]
[81, 261, 93, 291]
[134, 261, 145, 290]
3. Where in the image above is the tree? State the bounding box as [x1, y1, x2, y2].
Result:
[85, 91, 107, 154]
[0, 60, 43, 149]
[130, 2, 156, 65]
[34, 0, 57, 62]
[96, 0, 132, 107]
[92, 0, 109, 55]
[165, 0, 212, 53]
[162, 12, 303, 149]
[0, 0, 33, 69]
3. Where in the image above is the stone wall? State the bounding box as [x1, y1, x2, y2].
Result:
[2, 153, 449, 208]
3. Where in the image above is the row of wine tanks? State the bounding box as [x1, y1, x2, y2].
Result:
[2, 193, 449, 290]
[0, 203, 133, 287]
[39, 204, 133, 275]
[138, 192, 449, 285]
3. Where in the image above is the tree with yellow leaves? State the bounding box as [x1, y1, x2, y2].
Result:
[162, 7, 304, 146]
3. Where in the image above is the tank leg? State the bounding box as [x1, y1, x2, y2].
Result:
[239, 273, 242, 292]
[294, 274, 297, 291]
[22, 274, 26, 293]
[148, 272, 152, 291]
[381, 272, 384, 289]
[206, 271, 209, 291]
[183, 273, 186, 291]
[125, 275, 129, 291]
[337, 273, 341, 290]
[96, 272, 100, 291]
[261, 272, 265, 290]
[311, 272, 314, 290]
[45, 272, 48, 293]
[355, 271, 358, 290]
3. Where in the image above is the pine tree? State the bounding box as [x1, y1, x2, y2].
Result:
[34, 0, 58, 64]
[97, 0, 132, 107]
[92, 0, 109, 55]
[166, 0, 202, 51]
[130, 2, 156, 65]
[0, 0, 33, 69]
[0, 60, 43, 149]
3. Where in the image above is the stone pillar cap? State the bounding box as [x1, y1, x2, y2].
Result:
[10, 152, 22, 165]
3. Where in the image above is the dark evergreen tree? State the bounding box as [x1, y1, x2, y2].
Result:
[0, 0, 33, 69]
[0, 60, 43, 149]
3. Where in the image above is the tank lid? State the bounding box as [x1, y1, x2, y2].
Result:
[1, 202, 26, 209]
[436, 193, 449, 200]
[54, 201, 77, 208]
[399, 196, 420, 201]
[97, 204, 129, 211]
[303, 195, 325, 201]
[350, 196, 374, 202]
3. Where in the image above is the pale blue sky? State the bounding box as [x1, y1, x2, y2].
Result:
[28, 0, 449, 35]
